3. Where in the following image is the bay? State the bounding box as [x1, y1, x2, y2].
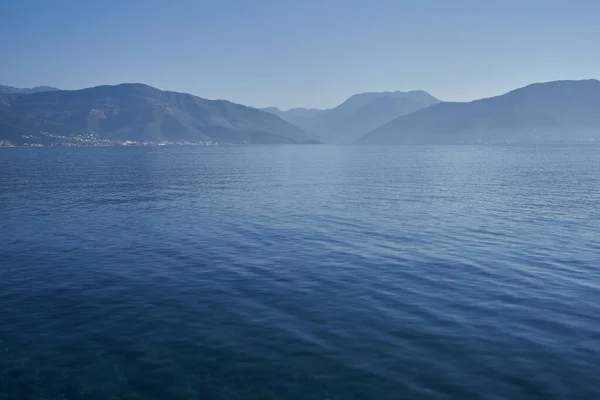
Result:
[1, 145, 599, 399]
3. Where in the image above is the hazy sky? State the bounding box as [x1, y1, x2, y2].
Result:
[1, 0, 599, 109]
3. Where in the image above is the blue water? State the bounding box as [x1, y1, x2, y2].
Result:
[1, 145, 600, 400]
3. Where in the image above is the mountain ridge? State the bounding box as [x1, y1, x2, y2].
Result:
[263, 90, 441, 144]
[0, 83, 320, 145]
[0, 85, 60, 94]
[356, 79, 600, 144]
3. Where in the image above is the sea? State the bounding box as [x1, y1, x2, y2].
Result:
[1, 145, 599, 400]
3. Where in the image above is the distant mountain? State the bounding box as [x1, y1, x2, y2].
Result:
[356, 80, 600, 145]
[0, 85, 59, 94]
[0, 84, 320, 145]
[263, 90, 441, 144]
[261, 107, 324, 120]
[260, 107, 325, 132]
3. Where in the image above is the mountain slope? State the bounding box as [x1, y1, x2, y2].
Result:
[0, 84, 319, 144]
[314, 91, 441, 143]
[263, 90, 441, 144]
[356, 80, 600, 144]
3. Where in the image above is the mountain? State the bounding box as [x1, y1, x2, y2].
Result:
[0, 84, 320, 145]
[0, 85, 59, 94]
[263, 90, 441, 144]
[356, 80, 600, 145]
[260, 107, 325, 132]
[261, 107, 324, 120]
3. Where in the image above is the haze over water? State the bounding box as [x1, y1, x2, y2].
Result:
[1, 145, 599, 399]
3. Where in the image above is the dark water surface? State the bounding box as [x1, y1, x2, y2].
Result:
[1, 145, 600, 399]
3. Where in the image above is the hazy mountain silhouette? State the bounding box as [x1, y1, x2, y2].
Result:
[356, 80, 600, 144]
[0, 85, 59, 94]
[0, 84, 319, 144]
[260, 107, 325, 130]
[263, 91, 441, 144]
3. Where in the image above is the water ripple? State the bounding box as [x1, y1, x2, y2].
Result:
[1, 145, 600, 399]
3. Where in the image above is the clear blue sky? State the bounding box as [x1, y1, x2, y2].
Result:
[1, 0, 599, 109]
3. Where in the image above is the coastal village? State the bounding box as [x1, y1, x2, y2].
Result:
[0, 132, 225, 147]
